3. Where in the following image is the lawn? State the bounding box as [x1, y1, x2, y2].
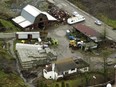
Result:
[0, 39, 28, 87]
[0, 71, 28, 87]
[0, 19, 20, 32]
[37, 72, 105, 87]
[99, 15, 116, 28]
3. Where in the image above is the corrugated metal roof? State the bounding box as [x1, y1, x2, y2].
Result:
[12, 16, 25, 24]
[74, 24, 101, 38]
[23, 4, 41, 17]
[19, 20, 32, 28]
[12, 15, 33, 28]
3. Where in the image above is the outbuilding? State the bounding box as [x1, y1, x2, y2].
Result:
[73, 24, 102, 42]
[15, 32, 40, 40]
[12, 4, 57, 30]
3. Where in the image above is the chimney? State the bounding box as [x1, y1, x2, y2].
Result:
[52, 63, 55, 71]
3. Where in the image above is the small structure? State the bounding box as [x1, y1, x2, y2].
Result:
[43, 58, 89, 80]
[16, 32, 40, 40]
[12, 4, 57, 29]
[73, 24, 102, 42]
[16, 43, 57, 69]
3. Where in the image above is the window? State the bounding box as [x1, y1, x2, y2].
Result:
[84, 67, 87, 71]
[71, 68, 75, 71]
[44, 70, 47, 74]
[40, 18, 43, 21]
[64, 71, 68, 75]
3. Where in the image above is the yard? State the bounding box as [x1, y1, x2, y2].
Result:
[35, 72, 106, 87]
[0, 19, 20, 32]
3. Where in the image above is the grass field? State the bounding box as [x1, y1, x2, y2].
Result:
[0, 19, 20, 32]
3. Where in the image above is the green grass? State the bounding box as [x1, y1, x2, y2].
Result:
[0, 39, 13, 60]
[48, 77, 86, 87]
[0, 19, 20, 32]
[0, 71, 27, 87]
[46, 72, 105, 87]
[98, 14, 116, 28]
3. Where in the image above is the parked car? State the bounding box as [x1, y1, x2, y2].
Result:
[72, 11, 78, 16]
[94, 20, 102, 25]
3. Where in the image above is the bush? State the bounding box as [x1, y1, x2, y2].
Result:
[55, 83, 59, 87]
[61, 81, 65, 87]
[66, 83, 70, 87]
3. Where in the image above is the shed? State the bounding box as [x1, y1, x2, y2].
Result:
[74, 24, 101, 42]
[15, 32, 40, 39]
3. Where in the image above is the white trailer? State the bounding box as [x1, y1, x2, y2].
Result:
[16, 32, 40, 39]
[67, 14, 85, 24]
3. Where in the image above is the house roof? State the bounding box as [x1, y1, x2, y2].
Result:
[12, 4, 57, 28]
[55, 58, 77, 72]
[74, 24, 101, 42]
[74, 59, 89, 69]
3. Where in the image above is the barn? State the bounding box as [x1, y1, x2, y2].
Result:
[12, 4, 57, 30]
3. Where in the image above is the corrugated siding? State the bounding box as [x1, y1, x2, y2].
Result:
[21, 9, 35, 23]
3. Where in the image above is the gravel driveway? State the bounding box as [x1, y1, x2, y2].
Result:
[47, 24, 83, 60]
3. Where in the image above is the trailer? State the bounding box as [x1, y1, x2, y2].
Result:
[67, 14, 85, 24]
[16, 32, 40, 39]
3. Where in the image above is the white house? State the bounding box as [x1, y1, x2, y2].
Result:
[43, 58, 89, 80]
[15, 32, 40, 39]
[12, 4, 57, 29]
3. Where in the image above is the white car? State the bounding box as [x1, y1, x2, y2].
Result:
[95, 20, 102, 25]
[72, 11, 78, 16]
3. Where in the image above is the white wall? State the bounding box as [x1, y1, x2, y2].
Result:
[68, 68, 77, 74]
[43, 69, 56, 79]
[43, 69, 64, 80]
[43, 65, 77, 80]
[18, 34, 28, 39]
[32, 33, 40, 39]
[16, 32, 40, 39]
[79, 67, 89, 73]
